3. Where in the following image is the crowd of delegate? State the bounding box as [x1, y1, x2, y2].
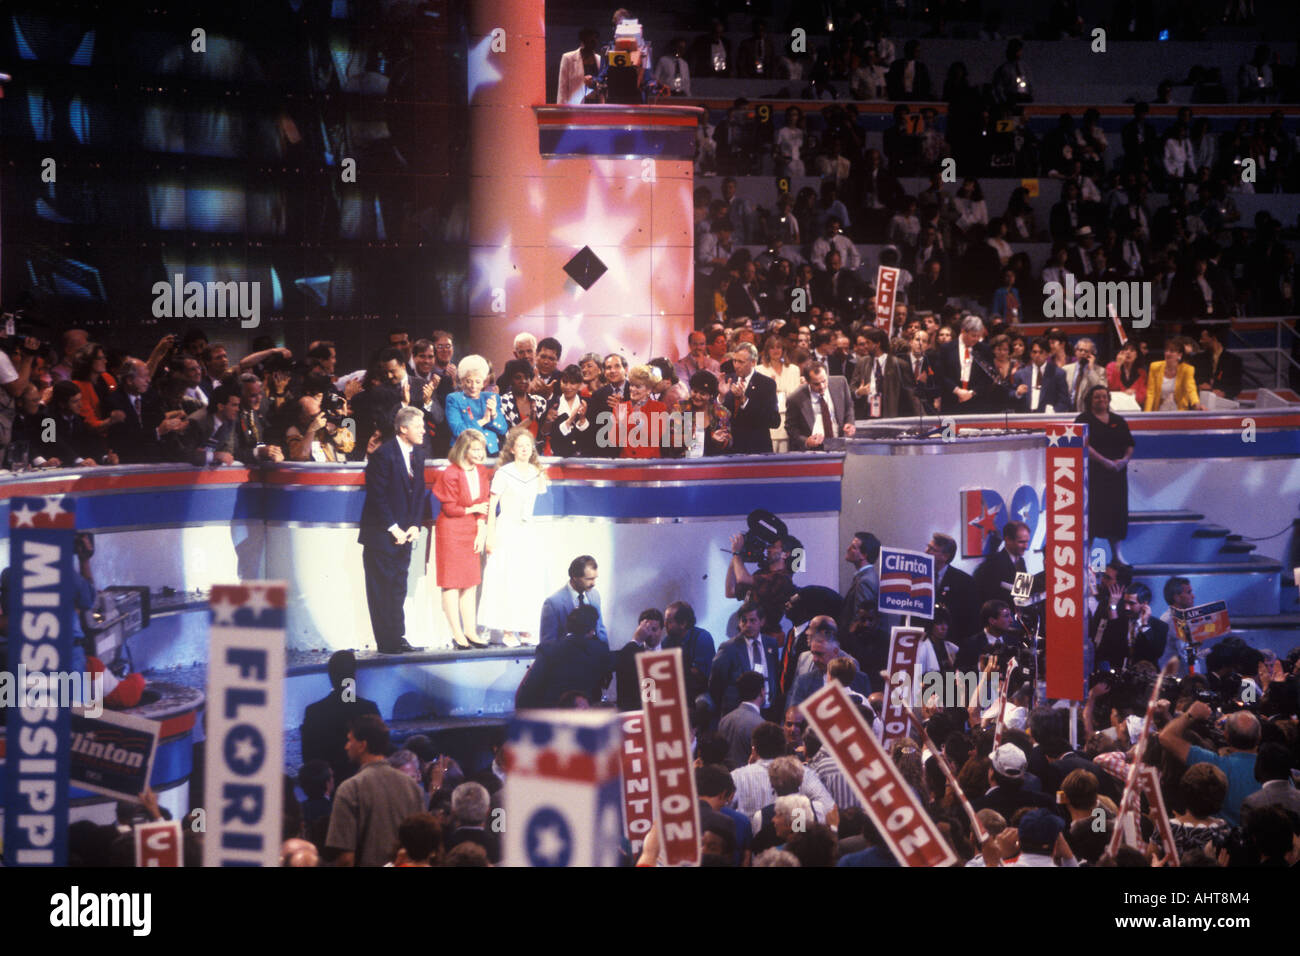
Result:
[0, 310, 1254, 471]
[56, 528, 1300, 867]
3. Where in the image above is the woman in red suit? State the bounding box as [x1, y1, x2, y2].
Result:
[434, 428, 492, 648]
[1106, 340, 1147, 408]
[617, 364, 669, 458]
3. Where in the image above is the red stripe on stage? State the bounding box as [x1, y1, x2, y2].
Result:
[0, 469, 253, 498]
[956, 413, 1300, 432]
[262, 470, 366, 487]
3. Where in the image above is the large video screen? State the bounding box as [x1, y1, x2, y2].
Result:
[0, 0, 468, 354]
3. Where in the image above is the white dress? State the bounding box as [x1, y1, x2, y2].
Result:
[477, 462, 548, 632]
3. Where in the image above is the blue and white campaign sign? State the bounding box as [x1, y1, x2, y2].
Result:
[69, 707, 161, 803]
[878, 546, 935, 619]
[3, 495, 76, 866]
[503, 710, 623, 867]
[203, 582, 287, 867]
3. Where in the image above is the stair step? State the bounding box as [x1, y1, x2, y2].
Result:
[1191, 525, 1231, 539]
[1129, 510, 1206, 523]
[1133, 557, 1284, 575]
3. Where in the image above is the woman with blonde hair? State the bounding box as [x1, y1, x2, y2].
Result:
[434, 429, 492, 648]
[756, 334, 800, 452]
[613, 364, 669, 458]
[445, 354, 509, 454]
[477, 426, 550, 646]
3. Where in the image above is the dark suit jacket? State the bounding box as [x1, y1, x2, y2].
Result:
[357, 438, 432, 550]
[722, 372, 779, 454]
[786, 670, 872, 714]
[1192, 349, 1244, 399]
[1096, 616, 1169, 671]
[178, 408, 238, 466]
[300, 690, 381, 786]
[725, 281, 765, 322]
[446, 826, 502, 864]
[515, 634, 612, 708]
[885, 58, 933, 101]
[972, 548, 1028, 609]
[1012, 361, 1071, 413]
[973, 785, 1056, 818]
[850, 354, 921, 419]
[811, 269, 863, 315]
[710, 634, 781, 718]
[105, 389, 167, 463]
[784, 377, 855, 450]
[614, 642, 650, 711]
[901, 353, 940, 413]
[937, 340, 995, 414]
[956, 629, 1026, 673]
[590, 381, 631, 458]
[935, 565, 979, 646]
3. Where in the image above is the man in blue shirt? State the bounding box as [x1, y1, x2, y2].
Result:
[1158, 699, 1261, 825]
[663, 600, 715, 701]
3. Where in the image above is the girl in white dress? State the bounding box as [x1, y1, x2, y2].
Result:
[478, 425, 548, 647]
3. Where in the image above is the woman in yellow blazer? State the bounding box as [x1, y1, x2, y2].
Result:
[1144, 341, 1202, 411]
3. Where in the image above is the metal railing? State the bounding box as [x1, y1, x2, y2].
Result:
[1224, 316, 1300, 393]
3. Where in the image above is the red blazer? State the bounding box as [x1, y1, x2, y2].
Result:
[433, 464, 491, 525]
[1105, 361, 1147, 408]
[618, 399, 668, 459]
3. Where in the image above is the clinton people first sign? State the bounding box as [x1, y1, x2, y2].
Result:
[877, 547, 935, 619]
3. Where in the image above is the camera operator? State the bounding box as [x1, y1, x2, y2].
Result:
[726, 530, 798, 644]
[0, 332, 43, 453]
[285, 394, 355, 463]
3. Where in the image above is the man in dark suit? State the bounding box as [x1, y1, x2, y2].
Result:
[1120, 102, 1158, 172]
[927, 532, 978, 648]
[590, 354, 631, 459]
[903, 328, 940, 414]
[811, 250, 863, 316]
[725, 260, 766, 326]
[177, 383, 242, 466]
[1095, 583, 1169, 671]
[1193, 324, 1244, 400]
[710, 601, 781, 720]
[357, 406, 431, 654]
[849, 327, 920, 420]
[718, 671, 766, 768]
[613, 610, 664, 711]
[973, 520, 1032, 609]
[719, 343, 779, 454]
[378, 348, 443, 453]
[1013, 336, 1071, 412]
[785, 621, 871, 712]
[106, 358, 188, 463]
[937, 316, 995, 414]
[540, 555, 609, 646]
[301, 650, 381, 786]
[956, 600, 1024, 672]
[885, 40, 933, 101]
[784, 363, 856, 451]
[515, 605, 612, 707]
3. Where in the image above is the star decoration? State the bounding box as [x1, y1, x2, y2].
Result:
[1062, 424, 1078, 439]
[1046, 430, 1061, 447]
[466, 33, 503, 103]
[230, 731, 260, 768]
[508, 736, 538, 774]
[11, 503, 36, 527]
[548, 726, 582, 763]
[532, 823, 568, 865]
[40, 497, 66, 521]
[244, 587, 273, 617]
[968, 502, 1000, 537]
[210, 595, 239, 625]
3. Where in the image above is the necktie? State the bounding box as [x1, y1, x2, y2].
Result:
[818, 395, 834, 438]
[1073, 366, 1084, 406]
[914, 357, 921, 378]
[132, 395, 141, 419]
[578, 591, 587, 607]
[872, 358, 883, 392]
[408, 449, 416, 478]
[750, 639, 762, 668]
[961, 347, 970, 389]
